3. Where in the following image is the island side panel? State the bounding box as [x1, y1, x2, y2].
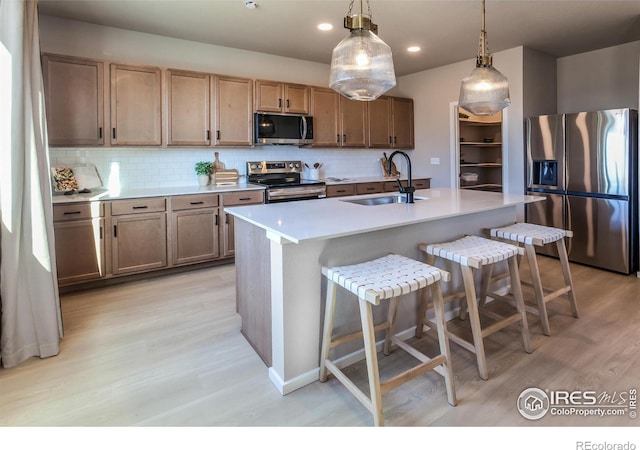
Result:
[235, 218, 272, 366]
[236, 205, 518, 395]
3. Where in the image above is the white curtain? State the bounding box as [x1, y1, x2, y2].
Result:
[0, 0, 63, 368]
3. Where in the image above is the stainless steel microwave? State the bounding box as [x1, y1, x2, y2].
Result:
[254, 113, 313, 145]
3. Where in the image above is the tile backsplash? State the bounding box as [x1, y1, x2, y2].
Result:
[49, 146, 401, 189]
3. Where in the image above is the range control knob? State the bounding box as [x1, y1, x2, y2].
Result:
[288, 162, 294, 168]
[250, 164, 257, 170]
[257, 164, 263, 169]
[294, 162, 300, 168]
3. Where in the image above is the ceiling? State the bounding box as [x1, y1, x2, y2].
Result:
[37, 0, 640, 77]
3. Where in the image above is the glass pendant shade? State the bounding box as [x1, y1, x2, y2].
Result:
[458, 64, 510, 116]
[329, 25, 396, 101]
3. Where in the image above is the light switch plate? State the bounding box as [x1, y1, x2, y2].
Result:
[430, 157, 440, 165]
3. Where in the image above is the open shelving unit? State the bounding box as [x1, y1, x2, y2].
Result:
[457, 108, 503, 192]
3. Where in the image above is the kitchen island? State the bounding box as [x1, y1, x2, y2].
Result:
[225, 188, 541, 395]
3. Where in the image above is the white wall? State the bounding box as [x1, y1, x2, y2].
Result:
[557, 41, 640, 113]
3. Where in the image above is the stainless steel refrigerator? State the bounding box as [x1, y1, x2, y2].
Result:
[525, 108, 638, 274]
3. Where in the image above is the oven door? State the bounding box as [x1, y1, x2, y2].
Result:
[266, 185, 326, 203]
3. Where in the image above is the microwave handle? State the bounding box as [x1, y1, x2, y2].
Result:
[301, 116, 308, 139]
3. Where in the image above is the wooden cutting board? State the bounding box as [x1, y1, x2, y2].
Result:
[380, 152, 400, 178]
[213, 152, 226, 171]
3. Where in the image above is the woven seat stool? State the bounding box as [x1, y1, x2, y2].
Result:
[418, 235, 532, 380]
[319, 254, 456, 427]
[489, 222, 578, 336]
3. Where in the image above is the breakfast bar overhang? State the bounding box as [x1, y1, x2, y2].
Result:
[225, 188, 542, 395]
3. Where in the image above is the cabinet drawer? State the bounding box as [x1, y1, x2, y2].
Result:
[356, 182, 384, 195]
[413, 178, 431, 190]
[171, 194, 219, 211]
[383, 181, 399, 192]
[326, 184, 356, 197]
[111, 197, 166, 215]
[223, 190, 264, 206]
[53, 202, 103, 221]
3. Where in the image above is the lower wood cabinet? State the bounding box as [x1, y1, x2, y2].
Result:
[221, 190, 265, 257]
[326, 184, 356, 198]
[356, 182, 385, 195]
[53, 188, 265, 289]
[171, 194, 220, 265]
[110, 197, 168, 275]
[327, 179, 431, 198]
[53, 203, 105, 286]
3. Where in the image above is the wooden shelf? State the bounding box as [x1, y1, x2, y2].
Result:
[457, 107, 502, 192]
[459, 141, 502, 146]
[460, 163, 502, 168]
[460, 183, 503, 192]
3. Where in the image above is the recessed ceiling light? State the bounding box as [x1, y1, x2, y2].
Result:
[407, 46, 421, 53]
[318, 23, 333, 31]
[244, 0, 258, 9]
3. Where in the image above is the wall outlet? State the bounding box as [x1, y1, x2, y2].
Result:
[430, 157, 440, 165]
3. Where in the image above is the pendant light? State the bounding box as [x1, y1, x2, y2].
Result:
[458, 0, 510, 116]
[329, 0, 396, 101]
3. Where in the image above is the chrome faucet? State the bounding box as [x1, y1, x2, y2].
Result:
[387, 151, 415, 203]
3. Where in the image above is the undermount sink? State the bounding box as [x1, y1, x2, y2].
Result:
[341, 195, 427, 206]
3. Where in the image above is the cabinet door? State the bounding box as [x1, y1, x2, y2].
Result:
[54, 218, 105, 285]
[340, 96, 367, 148]
[167, 69, 211, 146]
[112, 213, 167, 275]
[392, 97, 414, 149]
[367, 96, 392, 148]
[221, 190, 264, 257]
[42, 54, 104, 146]
[172, 208, 219, 265]
[310, 87, 340, 148]
[222, 212, 235, 257]
[255, 80, 283, 112]
[110, 64, 162, 145]
[284, 83, 310, 114]
[215, 76, 253, 146]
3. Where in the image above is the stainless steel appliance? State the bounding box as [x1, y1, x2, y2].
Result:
[247, 160, 326, 203]
[525, 108, 638, 274]
[254, 113, 313, 145]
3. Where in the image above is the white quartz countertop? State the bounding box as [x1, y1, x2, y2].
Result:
[51, 182, 265, 204]
[309, 175, 429, 185]
[225, 188, 542, 244]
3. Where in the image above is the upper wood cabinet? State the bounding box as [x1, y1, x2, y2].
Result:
[339, 96, 367, 148]
[391, 97, 414, 149]
[166, 69, 211, 146]
[310, 86, 340, 148]
[42, 54, 105, 146]
[366, 96, 414, 149]
[215, 76, 253, 147]
[255, 80, 309, 114]
[367, 96, 393, 148]
[110, 64, 162, 146]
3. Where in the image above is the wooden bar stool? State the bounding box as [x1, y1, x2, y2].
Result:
[319, 254, 457, 427]
[418, 235, 532, 380]
[489, 222, 579, 336]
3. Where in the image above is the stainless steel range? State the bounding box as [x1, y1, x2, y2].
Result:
[247, 160, 326, 203]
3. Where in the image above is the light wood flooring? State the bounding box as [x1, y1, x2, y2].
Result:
[0, 256, 639, 427]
